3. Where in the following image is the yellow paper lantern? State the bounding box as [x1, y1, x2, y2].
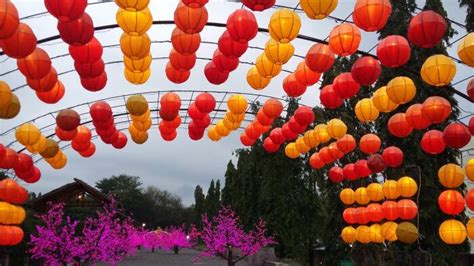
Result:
[467, 218, 474, 239]
[396, 176, 418, 198]
[300, 0, 338, 20]
[131, 109, 151, 123]
[439, 219, 467, 245]
[207, 126, 221, 142]
[223, 118, 241, 130]
[120, 33, 151, 60]
[457, 32, 474, 67]
[27, 135, 47, 154]
[366, 183, 384, 202]
[355, 98, 380, 122]
[129, 124, 146, 136]
[356, 225, 371, 244]
[396, 222, 418, 244]
[369, 224, 384, 243]
[285, 143, 300, 159]
[216, 120, 231, 137]
[126, 95, 149, 116]
[341, 226, 357, 244]
[354, 187, 370, 205]
[264, 39, 295, 65]
[295, 137, 311, 154]
[0, 81, 13, 109]
[227, 94, 248, 114]
[133, 118, 151, 131]
[225, 112, 246, 123]
[15, 123, 41, 147]
[438, 163, 465, 188]
[0, 94, 20, 119]
[420, 54, 456, 87]
[256, 54, 282, 78]
[116, 8, 152, 36]
[0, 202, 25, 225]
[382, 180, 399, 200]
[44, 150, 63, 164]
[380, 221, 398, 242]
[247, 67, 271, 91]
[125, 68, 150, 85]
[339, 188, 355, 205]
[268, 8, 301, 43]
[131, 131, 148, 144]
[124, 54, 152, 72]
[115, 0, 150, 11]
[371, 86, 399, 113]
[386, 76, 416, 104]
[313, 124, 331, 143]
[303, 130, 320, 148]
[50, 154, 68, 170]
[466, 158, 474, 182]
[326, 118, 347, 139]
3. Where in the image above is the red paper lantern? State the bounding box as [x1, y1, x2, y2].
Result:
[242, 0, 275, 11]
[283, 73, 307, 97]
[388, 113, 413, 138]
[282, 123, 298, 140]
[328, 166, 344, 183]
[69, 37, 103, 64]
[397, 199, 418, 220]
[160, 92, 181, 121]
[174, 3, 208, 34]
[359, 133, 381, 154]
[169, 49, 196, 71]
[407, 11, 447, 48]
[438, 190, 464, 215]
[343, 163, 358, 181]
[294, 62, 321, 86]
[1, 23, 37, 59]
[188, 124, 205, 141]
[57, 13, 94, 46]
[212, 50, 239, 72]
[165, 63, 190, 84]
[354, 207, 370, 225]
[171, 27, 200, 55]
[367, 203, 384, 222]
[263, 99, 283, 119]
[90, 101, 112, 123]
[0, 145, 5, 160]
[467, 79, 474, 101]
[269, 128, 285, 145]
[218, 31, 248, 58]
[328, 23, 361, 56]
[79, 143, 96, 158]
[112, 132, 128, 149]
[0, 148, 17, 169]
[442, 122, 471, 149]
[163, 116, 182, 129]
[36, 81, 65, 104]
[182, 0, 208, 8]
[13, 153, 33, 174]
[352, 0, 392, 32]
[309, 153, 325, 169]
[80, 72, 107, 92]
[288, 117, 306, 134]
[74, 59, 105, 78]
[161, 131, 177, 142]
[245, 123, 262, 140]
[305, 43, 335, 73]
[0, 0, 19, 39]
[328, 142, 344, 160]
[343, 208, 357, 224]
[188, 104, 206, 121]
[337, 134, 356, 154]
[469, 117, 474, 135]
[159, 121, 176, 136]
[376, 35, 411, 68]
[44, 0, 87, 21]
[320, 84, 343, 109]
[382, 201, 399, 221]
[421, 130, 446, 155]
[74, 125, 91, 144]
[204, 62, 229, 85]
[333, 72, 360, 99]
[354, 159, 372, 178]
[318, 147, 333, 164]
[193, 115, 211, 128]
[405, 103, 431, 130]
[367, 154, 386, 173]
[194, 93, 215, 114]
[240, 133, 256, 147]
[466, 189, 474, 211]
[382, 146, 404, 168]
[27, 68, 58, 92]
[257, 110, 273, 126]
[55, 127, 77, 141]
[263, 137, 279, 153]
[17, 48, 52, 79]
[226, 9, 258, 43]
[56, 109, 80, 131]
[422, 96, 451, 124]
[351, 56, 381, 85]
[293, 106, 314, 126]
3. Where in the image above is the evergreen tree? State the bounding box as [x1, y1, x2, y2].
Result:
[222, 161, 237, 206]
[215, 180, 221, 206]
[194, 185, 205, 228]
[458, 0, 474, 31]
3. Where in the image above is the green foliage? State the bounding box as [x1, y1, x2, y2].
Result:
[194, 185, 205, 228]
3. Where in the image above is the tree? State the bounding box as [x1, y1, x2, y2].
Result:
[155, 225, 191, 254]
[458, 0, 474, 31]
[191, 206, 275, 266]
[205, 179, 220, 217]
[221, 161, 237, 206]
[194, 185, 205, 228]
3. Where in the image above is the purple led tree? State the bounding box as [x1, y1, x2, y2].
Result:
[192, 207, 275, 266]
[156, 225, 191, 254]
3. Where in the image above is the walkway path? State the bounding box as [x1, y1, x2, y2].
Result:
[111, 249, 227, 266]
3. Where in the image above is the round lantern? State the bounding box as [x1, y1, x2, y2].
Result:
[328, 23, 361, 56]
[293, 106, 314, 126]
[90, 101, 112, 123]
[438, 190, 465, 215]
[380, 222, 398, 242]
[56, 109, 80, 131]
[195, 92, 215, 114]
[313, 124, 331, 144]
[245, 123, 262, 140]
[112, 132, 128, 149]
[0, 81, 12, 110]
[470, 117, 474, 135]
[367, 203, 384, 222]
[227, 94, 248, 114]
[57, 13, 94, 46]
[115, 0, 150, 11]
[285, 143, 299, 159]
[80, 73, 107, 92]
[283, 74, 307, 97]
[160, 92, 181, 121]
[343, 164, 358, 181]
[174, 3, 208, 34]
[354, 207, 370, 225]
[367, 154, 386, 173]
[388, 113, 413, 138]
[333, 72, 360, 99]
[117, 8, 152, 36]
[165, 63, 190, 84]
[371, 86, 399, 113]
[397, 199, 418, 220]
[368, 226, 383, 244]
[355, 98, 379, 122]
[305, 44, 335, 73]
[76, 59, 106, 78]
[383, 180, 399, 200]
[241, 133, 256, 146]
[126, 95, 148, 116]
[242, 0, 274, 11]
[39, 139, 59, 159]
[343, 208, 357, 224]
[26, 68, 58, 92]
[376, 35, 411, 68]
[171, 27, 200, 55]
[256, 54, 282, 79]
[351, 56, 381, 85]
[421, 54, 456, 87]
[303, 130, 319, 148]
[468, 79, 474, 101]
[397, 176, 418, 198]
[226, 9, 257, 43]
[457, 33, 474, 67]
[120, 33, 151, 60]
[218, 30, 248, 58]
[341, 226, 357, 244]
[170, 49, 197, 71]
[439, 219, 467, 245]
[328, 166, 344, 183]
[264, 39, 294, 65]
[438, 164, 464, 189]
[443, 123, 471, 149]
[15, 123, 41, 147]
[466, 158, 474, 182]
[354, 187, 370, 205]
[386, 76, 416, 104]
[79, 143, 96, 158]
[359, 133, 381, 155]
[421, 130, 446, 155]
[396, 222, 418, 244]
[1, 23, 37, 59]
[247, 67, 270, 90]
[468, 218, 474, 240]
[14, 153, 33, 174]
[340, 188, 355, 205]
[263, 137, 279, 152]
[124, 68, 149, 85]
[382, 200, 399, 221]
[405, 103, 431, 130]
[0, 148, 18, 169]
[326, 119, 347, 139]
[421, 96, 451, 124]
[181, 0, 208, 8]
[352, 0, 391, 32]
[294, 62, 320, 86]
[268, 8, 301, 43]
[69, 37, 103, 64]
[337, 134, 356, 153]
[356, 225, 371, 243]
[354, 159, 372, 178]
[309, 153, 325, 169]
[262, 99, 283, 119]
[213, 50, 238, 72]
[320, 85, 343, 109]
[407, 10, 447, 48]
[300, 0, 337, 19]
[367, 183, 384, 202]
[295, 137, 310, 154]
[17, 48, 52, 79]
[382, 146, 404, 167]
[0, 0, 19, 39]
[466, 189, 474, 211]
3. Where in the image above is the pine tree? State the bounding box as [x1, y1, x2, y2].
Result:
[458, 0, 474, 31]
[215, 180, 221, 206]
[222, 161, 237, 206]
[194, 185, 205, 228]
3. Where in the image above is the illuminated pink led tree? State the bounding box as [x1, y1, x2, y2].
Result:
[156, 225, 191, 254]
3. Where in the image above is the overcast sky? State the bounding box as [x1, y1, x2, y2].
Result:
[0, 0, 472, 206]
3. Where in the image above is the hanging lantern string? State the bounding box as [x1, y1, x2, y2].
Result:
[292, 3, 300, 12]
